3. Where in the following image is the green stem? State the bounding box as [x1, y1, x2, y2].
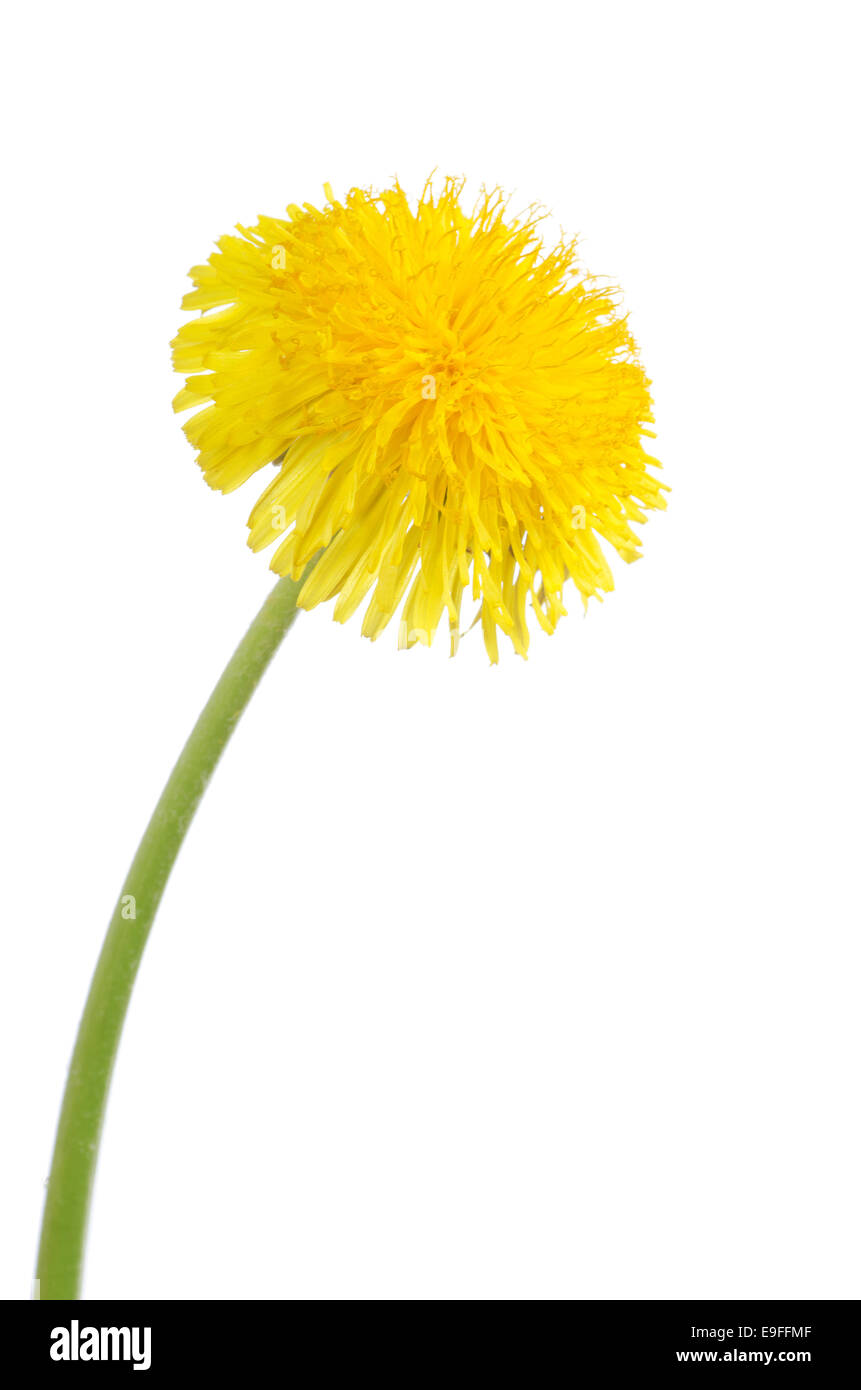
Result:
[36, 569, 311, 1299]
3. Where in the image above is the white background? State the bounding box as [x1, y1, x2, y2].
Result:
[1, 0, 859, 1300]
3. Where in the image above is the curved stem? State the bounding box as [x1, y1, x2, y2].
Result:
[36, 570, 311, 1299]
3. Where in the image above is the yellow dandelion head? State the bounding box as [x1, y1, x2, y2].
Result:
[172, 176, 666, 661]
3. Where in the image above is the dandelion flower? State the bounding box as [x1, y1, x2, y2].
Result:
[39, 177, 671, 1303]
[172, 177, 666, 661]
